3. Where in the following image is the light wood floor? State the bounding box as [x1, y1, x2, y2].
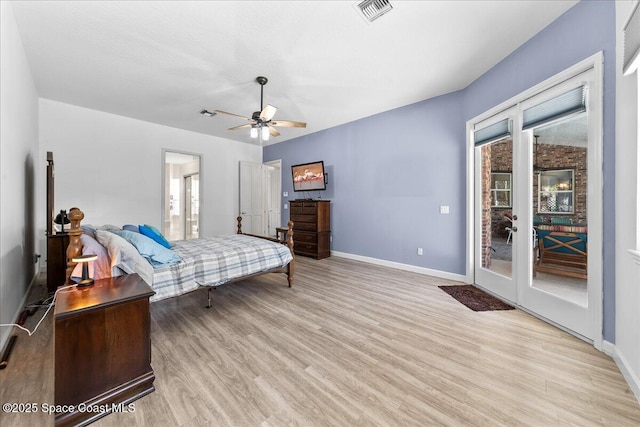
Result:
[1, 256, 639, 426]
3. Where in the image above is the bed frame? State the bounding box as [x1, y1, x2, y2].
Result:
[64, 207, 295, 306]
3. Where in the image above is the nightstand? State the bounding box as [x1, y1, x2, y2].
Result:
[54, 274, 155, 427]
[47, 233, 70, 293]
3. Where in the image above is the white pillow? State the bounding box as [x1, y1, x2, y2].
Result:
[95, 230, 153, 285]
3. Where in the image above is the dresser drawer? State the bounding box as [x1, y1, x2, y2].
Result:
[293, 232, 317, 244]
[294, 222, 317, 232]
[302, 206, 317, 215]
[290, 214, 316, 223]
[295, 242, 318, 253]
[290, 207, 303, 215]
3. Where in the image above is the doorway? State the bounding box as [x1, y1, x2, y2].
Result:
[470, 55, 603, 344]
[163, 151, 202, 241]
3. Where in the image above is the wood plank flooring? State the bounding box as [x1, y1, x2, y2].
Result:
[1, 256, 639, 426]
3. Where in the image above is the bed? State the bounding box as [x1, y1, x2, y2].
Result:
[63, 207, 295, 304]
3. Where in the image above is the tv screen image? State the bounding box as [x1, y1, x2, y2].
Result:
[292, 161, 326, 192]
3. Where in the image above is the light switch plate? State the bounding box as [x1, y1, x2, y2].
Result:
[283, 191, 288, 197]
[440, 206, 450, 214]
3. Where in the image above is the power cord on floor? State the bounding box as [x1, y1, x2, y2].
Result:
[0, 284, 77, 337]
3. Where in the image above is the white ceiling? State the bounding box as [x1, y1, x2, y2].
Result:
[10, 0, 579, 146]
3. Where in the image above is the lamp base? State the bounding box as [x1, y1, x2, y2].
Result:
[76, 278, 94, 287]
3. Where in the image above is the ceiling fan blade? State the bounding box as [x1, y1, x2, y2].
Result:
[268, 126, 280, 137]
[228, 124, 253, 131]
[260, 104, 278, 121]
[271, 120, 307, 128]
[214, 110, 253, 121]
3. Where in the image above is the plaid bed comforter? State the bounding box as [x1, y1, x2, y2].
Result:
[149, 234, 293, 302]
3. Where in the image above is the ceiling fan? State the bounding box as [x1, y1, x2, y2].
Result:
[212, 76, 306, 141]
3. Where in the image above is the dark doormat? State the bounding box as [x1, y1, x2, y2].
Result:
[438, 285, 515, 312]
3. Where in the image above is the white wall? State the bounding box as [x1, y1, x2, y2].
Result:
[614, 0, 640, 402]
[38, 99, 262, 257]
[0, 2, 40, 350]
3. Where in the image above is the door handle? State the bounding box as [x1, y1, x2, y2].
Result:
[512, 215, 518, 221]
[512, 226, 518, 232]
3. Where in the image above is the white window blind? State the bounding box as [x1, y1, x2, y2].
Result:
[474, 119, 511, 147]
[522, 86, 586, 130]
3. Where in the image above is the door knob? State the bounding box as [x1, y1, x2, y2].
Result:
[512, 226, 518, 232]
[512, 215, 518, 221]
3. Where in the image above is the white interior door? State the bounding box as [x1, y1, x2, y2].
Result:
[473, 108, 521, 303]
[239, 161, 266, 235]
[266, 162, 282, 237]
[517, 69, 602, 342]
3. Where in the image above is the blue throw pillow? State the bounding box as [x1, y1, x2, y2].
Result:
[139, 224, 171, 248]
[122, 224, 140, 233]
[115, 230, 180, 267]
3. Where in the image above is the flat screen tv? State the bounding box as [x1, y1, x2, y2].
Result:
[291, 161, 326, 192]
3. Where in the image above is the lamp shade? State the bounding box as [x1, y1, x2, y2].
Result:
[54, 211, 70, 224]
[71, 254, 98, 263]
[72, 254, 98, 287]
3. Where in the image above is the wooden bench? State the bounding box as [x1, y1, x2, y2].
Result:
[535, 225, 587, 279]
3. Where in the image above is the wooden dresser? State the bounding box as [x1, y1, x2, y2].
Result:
[289, 200, 330, 259]
[54, 274, 155, 427]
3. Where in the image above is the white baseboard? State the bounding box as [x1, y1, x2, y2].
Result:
[331, 251, 466, 283]
[601, 340, 615, 356]
[0, 272, 38, 355]
[602, 340, 640, 404]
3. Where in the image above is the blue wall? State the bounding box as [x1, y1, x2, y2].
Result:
[264, 0, 616, 341]
[266, 91, 466, 274]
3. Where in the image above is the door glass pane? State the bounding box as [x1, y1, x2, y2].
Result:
[479, 137, 513, 278]
[531, 113, 588, 306]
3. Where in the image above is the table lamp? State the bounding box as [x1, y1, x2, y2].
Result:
[72, 254, 98, 287]
[54, 210, 70, 233]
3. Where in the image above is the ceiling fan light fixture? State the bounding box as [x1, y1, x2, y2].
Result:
[212, 76, 306, 140]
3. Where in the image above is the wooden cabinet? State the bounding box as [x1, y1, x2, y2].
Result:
[289, 200, 330, 259]
[54, 274, 155, 427]
[47, 233, 70, 294]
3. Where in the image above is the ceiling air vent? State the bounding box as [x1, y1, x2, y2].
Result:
[355, 0, 393, 23]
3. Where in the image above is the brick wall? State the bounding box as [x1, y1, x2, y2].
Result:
[533, 144, 587, 224]
[481, 144, 493, 267]
[487, 140, 587, 238]
[490, 140, 513, 238]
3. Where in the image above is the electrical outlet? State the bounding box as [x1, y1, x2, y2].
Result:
[417, 248, 423, 256]
[330, 235, 333, 242]
[440, 205, 450, 214]
[284, 203, 288, 210]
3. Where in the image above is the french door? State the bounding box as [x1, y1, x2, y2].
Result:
[473, 108, 521, 303]
[472, 60, 602, 343]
